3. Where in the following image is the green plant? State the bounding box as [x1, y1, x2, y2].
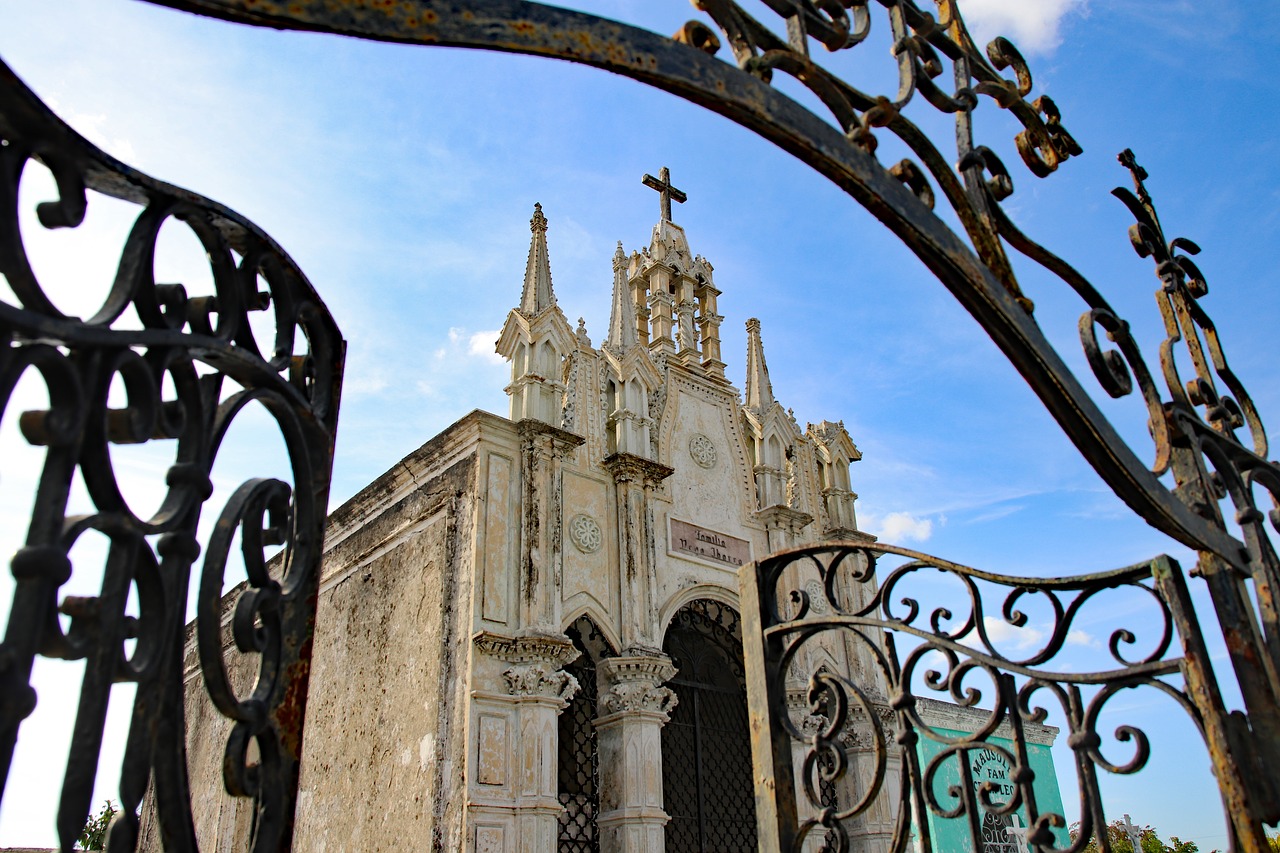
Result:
[78, 800, 119, 851]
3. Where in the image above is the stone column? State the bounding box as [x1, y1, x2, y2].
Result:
[517, 420, 586, 631]
[469, 633, 581, 853]
[647, 268, 675, 354]
[674, 277, 699, 363]
[787, 691, 831, 853]
[505, 661, 579, 852]
[631, 274, 651, 347]
[695, 279, 725, 378]
[821, 487, 863, 538]
[602, 453, 674, 651]
[594, 654, 678, 853]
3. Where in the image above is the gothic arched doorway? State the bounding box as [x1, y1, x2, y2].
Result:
[661, 599, 758, 852]
[558, 616, 614, 853]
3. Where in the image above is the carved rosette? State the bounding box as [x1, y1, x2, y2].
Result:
[568, 513, 603, 554]
[503, 662, 580, 706]
[688, 433, 717, 469]
[596, 654, 678, 720]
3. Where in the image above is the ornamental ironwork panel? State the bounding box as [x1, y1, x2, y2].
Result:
[0, 55, 343, 852]
[662, 600, 758, 853]
[738, 543, 1231, 853]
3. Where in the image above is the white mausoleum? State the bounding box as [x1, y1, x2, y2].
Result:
[158, 172, 901, 853]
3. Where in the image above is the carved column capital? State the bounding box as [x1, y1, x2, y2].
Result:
[503, 661, 580, 706]
[596, 654, 678, 720]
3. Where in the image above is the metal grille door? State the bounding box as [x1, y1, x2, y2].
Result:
[558, 619, 611, 853]
[662, 601, 758, 853]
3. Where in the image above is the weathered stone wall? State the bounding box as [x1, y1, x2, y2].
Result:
[293, 448, 476, 852]
[140, 413, 494, 852]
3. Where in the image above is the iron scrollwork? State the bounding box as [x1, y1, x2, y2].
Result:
[10, 0, 1279, 849]
[0, 57, 343, 851]
[740, 541, 1225, 853]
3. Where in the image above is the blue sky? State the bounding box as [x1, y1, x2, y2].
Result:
[1, 0, 1277, 848]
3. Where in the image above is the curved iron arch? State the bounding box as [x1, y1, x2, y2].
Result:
[146, 0, 1254, 571]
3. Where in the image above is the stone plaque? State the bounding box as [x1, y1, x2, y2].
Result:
[668, 518, 751, 569]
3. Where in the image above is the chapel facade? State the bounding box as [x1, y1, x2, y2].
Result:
[154, 172, 902, 853]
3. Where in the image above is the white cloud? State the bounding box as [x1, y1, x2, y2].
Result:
[468, 330, 504, 364]
[1067, 628, 1101, 648]
[46, 96, 139, 163]
[866, 511, 934, 543]
[957, 0, 1087, 55]
[429, 327, 506, 367]
[982, 616, 1047, 651]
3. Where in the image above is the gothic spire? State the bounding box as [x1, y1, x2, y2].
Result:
[744, 317, 775, 411]
[607, 241, 638, 352]
[519, 202, 555, 314]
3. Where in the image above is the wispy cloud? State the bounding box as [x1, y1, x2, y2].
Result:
[982, 615, 1047, 651]
[957, 0, 1088, 55]
[1067, 628, 1102, 649]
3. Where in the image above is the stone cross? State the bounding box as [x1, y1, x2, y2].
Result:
[642, 166, 687, 222]
[1005, 813, 1031, 853]
[1122, 814, 1143, 851]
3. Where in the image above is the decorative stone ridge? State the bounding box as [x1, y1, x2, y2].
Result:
[568, 513, 603, 554]
[473, 630, 580, 669]
[915, 696, 1059, 746]
[503, 661, 580, 704]
[596, 654, 679, 718]
[688, 433, 717, 469]
[601, 451, 675, 485]
[515, 417, 587, 451]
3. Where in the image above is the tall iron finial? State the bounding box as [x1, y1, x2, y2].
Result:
[642, 166, 687, 222]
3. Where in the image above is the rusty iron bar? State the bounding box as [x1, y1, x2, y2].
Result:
[0, 55, 345, 852]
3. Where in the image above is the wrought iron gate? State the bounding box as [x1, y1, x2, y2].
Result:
[0, 52, 344, 852]
[662, 600, 758, 853]
[2, 1, 1278, 851]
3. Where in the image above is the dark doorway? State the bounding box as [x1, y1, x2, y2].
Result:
[661, 599, 758, 852]
[558, 617, 614, 853]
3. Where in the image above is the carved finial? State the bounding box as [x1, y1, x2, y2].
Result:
[520, 202, 555, 314]
[607, 239, 639, 352]
[744, 317, 775, 411]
